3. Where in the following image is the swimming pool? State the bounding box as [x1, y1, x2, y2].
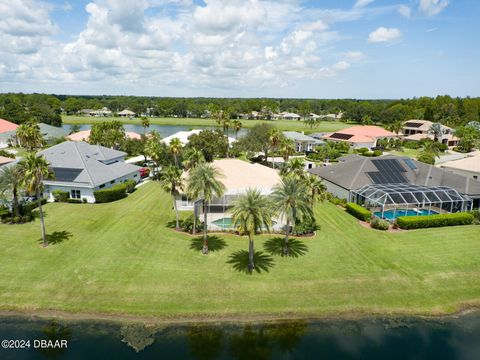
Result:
[211, 217, 277, 229]
[374, 209, 438, 221]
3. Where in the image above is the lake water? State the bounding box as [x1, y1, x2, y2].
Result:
[61, 124, 248, 138]
[1, 314, 479, 359]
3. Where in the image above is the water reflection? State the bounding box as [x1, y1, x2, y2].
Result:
[1, 315, 480, 359]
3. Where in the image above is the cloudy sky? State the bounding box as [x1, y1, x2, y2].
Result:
[0, 0, 479, 98]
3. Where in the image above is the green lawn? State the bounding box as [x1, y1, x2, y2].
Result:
[62, 115, 351, 133]
[1, 181, 479, 319]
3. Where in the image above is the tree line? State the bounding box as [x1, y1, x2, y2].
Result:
[1, 93, 479, 128]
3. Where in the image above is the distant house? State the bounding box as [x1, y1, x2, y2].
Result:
[78, 109, 95, 116]
[276, 112, 301, 120]
[283, 131, 324, 152]
[118, 109, 136, 117]
[67, 130, 141, 142]
[89, 107, 113, 117]
[162, 129, 236, 146]
[177, 159, 285, 231]
[38, 141, 141, 203]
[322, 125, 396, 149]
[0, 119, 19, 148]
[402, 120, 459, 147]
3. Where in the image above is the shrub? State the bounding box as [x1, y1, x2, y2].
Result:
[417, 153, 435, 165]
[94, 184, 127, 203]
[293, 216, 318, 235]
[357, 147, 369, 154]
[346, 203, 372, 221]
[180, 214, 203, 233]
[82, 198, 88, 203]
[124, 179, 136, 193]
[373, 149, 383, 157]
[20, 198, 47, 215]
[0, 208, 10, 219]
[396, 212, 474, 229]
[403, 141, 421, 149]
[0, 149, 15, 158]
[370, 217, 390, 230]
[328, 194, 347, 207]
[52, 190, 69, 202]
[438, 143, 448, 152]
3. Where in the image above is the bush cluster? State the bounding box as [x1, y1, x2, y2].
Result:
[293, 216, 318, 235]
[52, 190, 69, 202]
[327, 194, 347, 207]
[396, 212, 474, 229]
[94, 184, 127, 203]
[180, 214, 203, 233]
[370, 217, 390, 230]
[124, 179, 137, 193]
[346, 203, 372, 221]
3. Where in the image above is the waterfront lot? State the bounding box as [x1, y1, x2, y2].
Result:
[1, 181, 479, 318]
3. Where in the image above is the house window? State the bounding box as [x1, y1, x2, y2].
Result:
[474, 176, 478, 180]
[110, 180, 115, 184]
[70, 190, 81, 199]
[134, 174, 138, 178]
[99, 184, 105, 189]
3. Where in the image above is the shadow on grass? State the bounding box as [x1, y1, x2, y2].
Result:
[190, 236, 227, 252]
[227, 250, 274, 274]
[38, 231, 73, 245]
[263, 237, 308, 258]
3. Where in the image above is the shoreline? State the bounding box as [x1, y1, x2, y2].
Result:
[1, 305, 479, 326]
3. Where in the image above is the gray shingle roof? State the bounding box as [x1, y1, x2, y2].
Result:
[38, 141, 141, 188]
[38, 123, 68, 139]
[283, 131, 317, 142]
[308, 154, 480, 197]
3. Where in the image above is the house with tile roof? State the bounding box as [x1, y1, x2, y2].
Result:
[322, 125, 396, 149]
[38, 141, 141, 203]
[402, 120, 459, 147]
[0, 119, 19, 148]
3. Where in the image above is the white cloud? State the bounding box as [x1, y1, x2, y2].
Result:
[419, 0, 449, 17]
[397, 5, 411, 18]
[368, 27, 401, 43]
[344, 51, 365, 61]
[354, 0, 375, 9]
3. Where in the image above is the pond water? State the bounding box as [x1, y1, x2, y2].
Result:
[1, 314, 480, 359]
[61, 124, 248, 138]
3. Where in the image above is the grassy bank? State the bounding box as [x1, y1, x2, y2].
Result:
[62, 115, 351, 133]
[1, 182, 479, 318]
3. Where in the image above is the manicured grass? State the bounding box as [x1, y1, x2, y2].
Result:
[62, 115, 352, 133]
[1, 181, 479, 318]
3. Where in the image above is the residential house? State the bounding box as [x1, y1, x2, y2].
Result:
[0, 119, 19, 148]
[89, 107, 113, 117]
[0, 156, 15, 167]
[162, 129, 235, 146]
[402, 120, 459, 146]
[283, 131, 324, 152]
[322, 125, 396, 149]
[118, 109, 136, 117]
[440, 153, 480, 181]
[67, 130, 141, 142]
[38, 141, 141, 203]
[308, 154, 480, 209]
[177, 159, 285, 230]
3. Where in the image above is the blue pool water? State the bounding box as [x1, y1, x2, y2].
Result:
[374, 209, 439, 221]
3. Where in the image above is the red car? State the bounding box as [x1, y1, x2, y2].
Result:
[139, 167, 150, 178]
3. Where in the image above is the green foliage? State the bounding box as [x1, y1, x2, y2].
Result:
[67, 199, 83, 204]
[373, 149, 383, 156]
[328, 195, 347, 207]
[94, 184, 127, 203]
[417, 152, 435, 165]
[293, 216, 318, 235]
[52, 190, 69, 202]
[185, 129, 227, 162]
[180, 214, 203, 233]
[357, 147, 369, 154]
[89, 121, 125, 148]
[346, 203, 372, 222]
[124, 179, 137, 193]
[403, 141, 422, 149]
[0, 150, 15, 158]
[370, 217, 390, 230]
[396, 212, 474, 229]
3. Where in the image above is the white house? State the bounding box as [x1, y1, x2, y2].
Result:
[118, 109, 136, 117]
[38, 141, 141, 203]
[283, 131, 324, 152]
[162, 129, 236, 146]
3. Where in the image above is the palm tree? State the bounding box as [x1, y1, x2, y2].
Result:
[386, 120, 403, 136]
[279, 138, 295, 163]
[141, 116, 150, 134]
[18, 153, 50, 247]
[182, 148, 204, 170]
[422, 141, 441, 158]
[268, 128, 283, 169]
[304, 175, 327, 206]
[186, 163, 226, 254]
[0, 165, 22, 220]
[272, 177, 313, 256]
[169, 137, 182, 167]
[16, 122, 44, 151]
[232, 120, 242, 139]
[231, 189, 274, 273]
[429, 122, 444, 142]
[160, 166, 183, 230]
[144, 131, 165, 177]
[281, 158, 305, 178]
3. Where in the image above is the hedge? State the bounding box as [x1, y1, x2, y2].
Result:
[52, 190, 69, 202]
[370, 217, 390, 230]
[94, 184, 127, 203]
[396, 212, 474, 229]
[346, 203, 372, 221]
[124, 179, 136, 193]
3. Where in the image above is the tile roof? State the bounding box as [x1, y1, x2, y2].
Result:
[0, 119, 19, 134]
[323, 125, 395, 143]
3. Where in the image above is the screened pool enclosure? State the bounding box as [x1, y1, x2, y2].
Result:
[351, 183, 473, 220]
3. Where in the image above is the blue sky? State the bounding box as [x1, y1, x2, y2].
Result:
[0, 0, 479, 98]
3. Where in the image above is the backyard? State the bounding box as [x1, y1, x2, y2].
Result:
[62, 115, 352, 133]
[1, 181, 479, 319]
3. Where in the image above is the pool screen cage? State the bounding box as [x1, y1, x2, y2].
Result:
[351, 183, 473, 218]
